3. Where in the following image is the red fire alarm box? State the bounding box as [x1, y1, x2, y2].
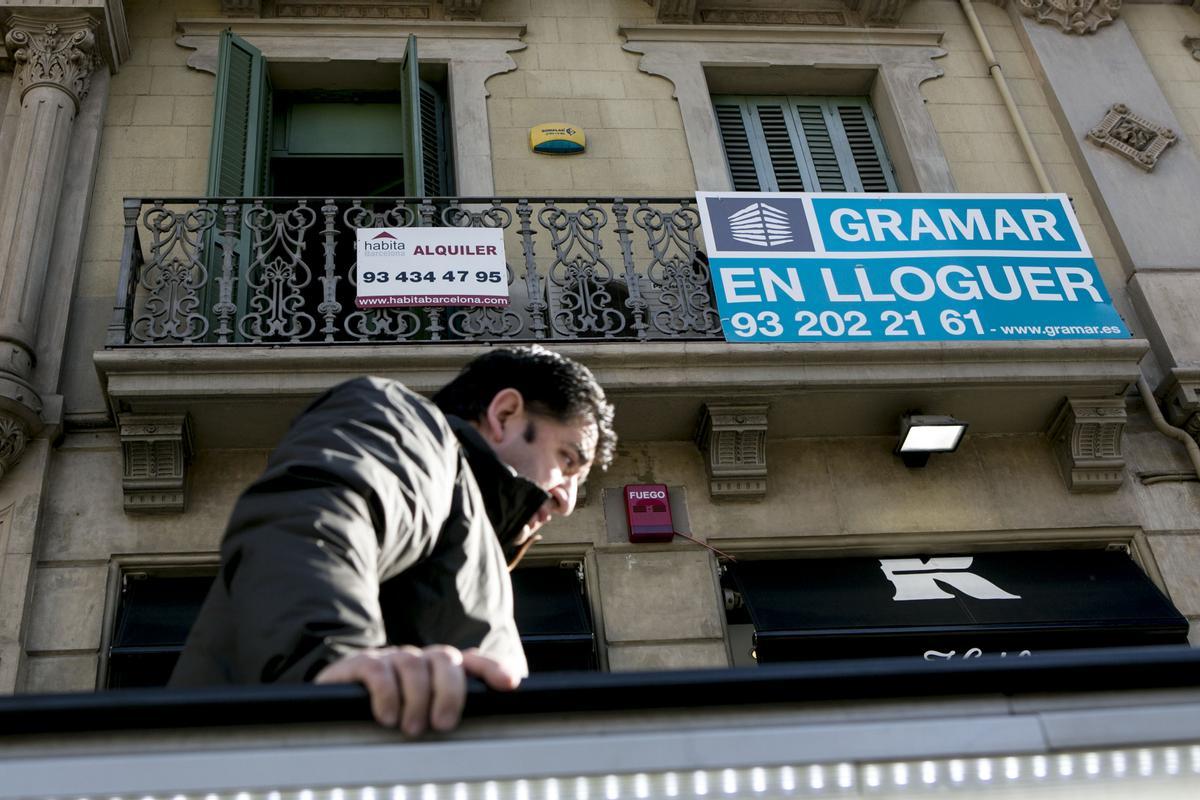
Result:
[624, 484, 675, 543]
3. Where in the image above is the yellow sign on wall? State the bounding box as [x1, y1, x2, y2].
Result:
[530, 123, 586, 154]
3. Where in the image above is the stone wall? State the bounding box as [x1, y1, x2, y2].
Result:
[482, 0, 696, 195]
[1124, 4, 1200, 150]
[14, 0, 1200, 690]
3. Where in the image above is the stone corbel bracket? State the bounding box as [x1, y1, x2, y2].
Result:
[1018, 0, 1121, 35]
[1164, 376, 1200, 445]
[1186, 35, 1200, 62]
[1049, 398, 1127, 493]
[696, 403, 768, 501]
[1088, 103, 1177, 172]
[119, 413, 193, 513]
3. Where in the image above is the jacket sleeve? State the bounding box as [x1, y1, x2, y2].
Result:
[215, 377, 461, 683]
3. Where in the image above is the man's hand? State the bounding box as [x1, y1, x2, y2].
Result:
[315, 645, 520, 735]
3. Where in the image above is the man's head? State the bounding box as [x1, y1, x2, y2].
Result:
[433, 346, 616, 538]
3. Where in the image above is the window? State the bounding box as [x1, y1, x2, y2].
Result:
[105, 564, 596, 689]
[106, 571, 216, 689]
[208, 31, 451, 198]
[510, 565, 598, 672]
[713, 96, 896, 193]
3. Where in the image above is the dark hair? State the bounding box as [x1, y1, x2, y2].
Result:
[434, 346, 616, 469]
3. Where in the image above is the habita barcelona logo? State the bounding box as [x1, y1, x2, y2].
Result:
[363, 230, 406, 253]
[727, 202, 794, 247]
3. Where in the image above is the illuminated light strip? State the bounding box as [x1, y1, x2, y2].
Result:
[28, 745, 1200, 800]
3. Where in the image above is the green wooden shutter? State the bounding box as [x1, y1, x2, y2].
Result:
[712, 94, 896, 193]
[400, 34, 425, 199]
[419, 81, 451, 195]
[713, 98, 761, 191]
[793, 102, 845, 192]
[749, 100, 807, 192]
[207, 31, 270, 196]
[830, 100, 897, 192]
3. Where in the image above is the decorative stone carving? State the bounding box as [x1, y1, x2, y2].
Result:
[1087, 103, 1176, 172]
[699, 8, 848, 24]
[1049, 398, 1126, 493]
[648, 1, 896, 25]
[696, 403, 768, 500]
[1186, 35, 1200, 62]
[274, 1, 431, 18]
[0, 413, 30, 481]
[443, 0, 483, 20]
[119, 414, 193, 513]
[847, 0, 910, 25]
[653, 0, 698, 23]
[1017, 0, 1121, 35]
[220, 0, 263, 16]
[2, 15, 99, 109]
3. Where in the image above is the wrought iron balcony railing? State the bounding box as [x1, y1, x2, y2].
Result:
[107, 196, 723, 346]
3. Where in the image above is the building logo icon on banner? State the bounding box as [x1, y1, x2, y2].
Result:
[728, 202, 794, 247]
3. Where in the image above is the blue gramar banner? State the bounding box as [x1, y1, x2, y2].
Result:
[696, 192, 1130, 343]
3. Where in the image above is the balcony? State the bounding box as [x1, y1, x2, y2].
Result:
[4, 647, 1200, 799]
[94, 196, 1148, 451]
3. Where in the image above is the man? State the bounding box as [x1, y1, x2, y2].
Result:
[171, 346, 615, 736]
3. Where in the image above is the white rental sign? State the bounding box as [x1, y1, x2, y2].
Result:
[355, 227, 509, 308]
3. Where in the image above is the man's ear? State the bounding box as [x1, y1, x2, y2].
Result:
[480, 388, 525, 445]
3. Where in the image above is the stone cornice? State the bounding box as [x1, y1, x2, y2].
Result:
[95, 339, 1148, 448]
[618, 23, 944, 46]
[175, 17, 526, 40]
[176, 17, 526, 72]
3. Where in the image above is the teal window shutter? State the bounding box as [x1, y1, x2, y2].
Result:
[712, 95, 896, 193]
[419, 81, 451, 195]
[207, 31, 270, 196]
[713, 98, 761, 191]
[829, 100, 897, 192]
[400, 34, 425, 198]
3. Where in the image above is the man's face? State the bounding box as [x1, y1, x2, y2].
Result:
[491, 410, 597, 540]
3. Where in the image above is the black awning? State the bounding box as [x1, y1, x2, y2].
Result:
[727, 550, 1189, 663]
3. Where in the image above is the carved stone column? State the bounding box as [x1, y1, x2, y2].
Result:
[1049, 398, 1127, 492]
[695, 403, 769, 500]
[0, 14, 99, 476]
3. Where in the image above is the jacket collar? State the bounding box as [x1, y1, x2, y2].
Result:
[447, 415, 551, 548]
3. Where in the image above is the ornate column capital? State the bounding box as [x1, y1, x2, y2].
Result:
[2, 14, 99, 110]
[1048, 397, 1127, 492]
[1018, 0, 1121, 35]
[695, 403, 769, 501]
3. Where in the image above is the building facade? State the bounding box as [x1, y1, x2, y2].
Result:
[1, 0, 1200, 695]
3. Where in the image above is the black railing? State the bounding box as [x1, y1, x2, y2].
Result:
[4, 645, 1200, 734]
[108, 196, 723, 346]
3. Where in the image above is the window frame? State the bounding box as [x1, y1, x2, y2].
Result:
[712, 94, 898, 193]
[619, 25, 954, 193]
[176, 19, 527, 197]
[98, 555, 220, 690]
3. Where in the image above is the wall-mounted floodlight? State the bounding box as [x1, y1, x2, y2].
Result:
[896, 413, 968, 467]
